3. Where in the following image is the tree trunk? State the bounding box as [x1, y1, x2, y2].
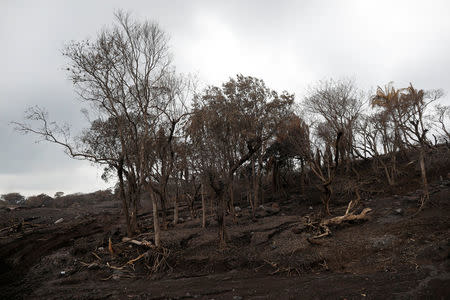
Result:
[300, 159, 305, 195]
[258, 153, 263, 205]
[118, 167, 132, 237]
[127, 183, 138, 235]
[229, 180, 236, 222]
[379, 159, 395, 186]
[132, 191, 138, 233]
[160, 190, 168, 230]
[173, 175, 179, 225]
[322, 184, 332, 215]
[419, 147, 429, 201]
[248, 189, 255, 218]
[217, 193, 227, 248]
[210, 192, 214, 217]
[173, 197, 179, 225]
[272, 158, 280, 194]
[252, 159, 259, 208]
[201, 183, 206, 228]
[151, 191, 161, 247]
[391, 154, 397, 184]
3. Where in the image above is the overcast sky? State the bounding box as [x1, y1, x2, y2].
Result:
[1, 0, 449, 197]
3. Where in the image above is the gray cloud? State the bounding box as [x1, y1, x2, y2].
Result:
[1, 0, 449, 196]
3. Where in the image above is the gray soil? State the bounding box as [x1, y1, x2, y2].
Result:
[0, 184, 449, 299]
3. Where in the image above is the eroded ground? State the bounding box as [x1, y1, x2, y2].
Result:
[0, 183, 449, 299]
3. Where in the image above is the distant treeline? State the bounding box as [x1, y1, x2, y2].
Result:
[0, 190, 115, 208]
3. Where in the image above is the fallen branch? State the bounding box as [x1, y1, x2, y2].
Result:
[411, 195, 426, 218]
[92, 252, 101, 260]
[126, 252, 148, 265]
[308, 208, 372, 241]
[311, 225, 331, 239]
[80, 261, 100, 269]
[122, 237, 153, 247]
[146, 247, 171, 273]
[307, 224, 331, 242]
[100, 274, 114, 281]
[108, 238, 115, 255]
[263, 259, 300, 276]
[106, 262, 123, 270]
[104, 247, 171, 274]
[105, 252, 149, 271]
[321, 208, 372, 226]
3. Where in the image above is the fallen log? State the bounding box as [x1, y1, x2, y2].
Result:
[309, 208, 373, 241]
[321, 208, 372, 226]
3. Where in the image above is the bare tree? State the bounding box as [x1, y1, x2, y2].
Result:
[301, 79, 363, 214]
[356, 111, 399, 186]
[144, 73, 194, 230]
[14, 11, 182, 243]
[304, 78, 364, 165]
[433, 103, 450, 141]
[398, 85, 442, 208]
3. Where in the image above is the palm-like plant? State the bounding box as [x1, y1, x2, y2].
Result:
[371, 82, 405, 108]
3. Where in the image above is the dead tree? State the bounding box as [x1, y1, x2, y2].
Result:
[14, 11, 183, 241]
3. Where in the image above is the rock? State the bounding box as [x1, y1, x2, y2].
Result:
[54, 218, 64, 224]
[233, 296, 243, 300]
[370, 235, 396, 250]
[309, 206, 313, 210]
[234, 206, 242, 212]
[394, 208, 404, 215]
[178, 217, 184, 223]
[112, 273, 121, 280]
